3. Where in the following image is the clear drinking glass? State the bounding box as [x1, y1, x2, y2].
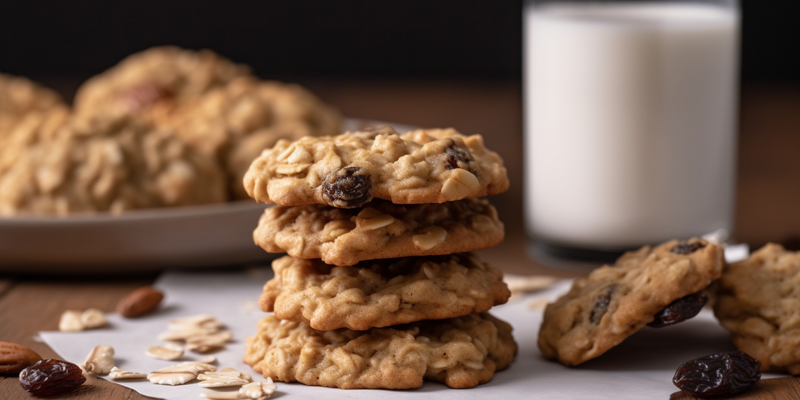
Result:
[523, 0, 740, 261]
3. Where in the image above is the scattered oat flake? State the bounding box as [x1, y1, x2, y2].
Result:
[505, 275, 558, 294]
[198, 367, 252, 388]
[527, 298, 550, 310]
[241, 379, 277, 399]
[109, 366, 147, 380]
[199, 355, 217, 364]
[201, 391, 242, 400]
[146, 344, 184, 360]
[147, 362, 215, 385]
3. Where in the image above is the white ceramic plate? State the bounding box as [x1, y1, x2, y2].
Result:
[0, 201, 271, 273]
[0, 118, 417, 273]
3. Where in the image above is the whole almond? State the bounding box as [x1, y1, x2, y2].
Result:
[116, 286, 164, 318]
[0, 342, 43, 374]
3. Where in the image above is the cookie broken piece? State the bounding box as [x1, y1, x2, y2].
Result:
[537, 238, 723, 366]
[244, 313, 517, 389]
[254, 198, 504, 266]
[243, 126, 509, 207]
[714, 243, 800, 374]
[261, 253, 511, 331]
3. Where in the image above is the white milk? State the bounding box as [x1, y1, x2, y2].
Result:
[524, 2, 739, 250]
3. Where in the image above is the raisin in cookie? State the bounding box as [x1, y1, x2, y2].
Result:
[261, 253, 510, 331]
[159, 76, 341, 199]
[0, 72, 64, 138]
[73, 46, 249, 119]
[243, 126, 509, 207]
[538, 238, 723, 366]
[244, 312, 517, 389]
[0, 112, 227, 216]
[254, 198, 503, 266]
[714, 243, 800, 374]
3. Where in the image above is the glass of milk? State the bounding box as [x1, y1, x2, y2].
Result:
[523, 0, 739, 261]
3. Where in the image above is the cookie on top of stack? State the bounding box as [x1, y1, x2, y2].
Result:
[242, 126, 518, 389]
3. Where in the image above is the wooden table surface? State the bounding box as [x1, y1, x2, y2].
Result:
[1, 79, 799, 399]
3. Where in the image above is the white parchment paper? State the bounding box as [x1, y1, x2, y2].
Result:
[40, 260, 771, 400]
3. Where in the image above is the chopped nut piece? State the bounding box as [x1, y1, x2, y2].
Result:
[280, 145, 313, 164]
[357, 211, 395, 231]
[108, 366, 147, 380]
[275, 163, 310, 175]
[356, 207, 384, 219]
[411, 226, 448, 250]
[0, 342, 42, 374]
[82, 345, 115, 375]
[80, 308, 107, 329]
[422, 265, 436, 280]
[146, 344, 184, 361]
[462, 361, 485, 370]
[240, 379, 277, 399]
[441, 168, 480, 201]
[117, 286, 164, 318]
[59, 310, 84, 332]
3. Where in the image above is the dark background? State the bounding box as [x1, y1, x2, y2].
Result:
[1, 0, 798, 89]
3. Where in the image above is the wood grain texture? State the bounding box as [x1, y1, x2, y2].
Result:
[0, 278, 153, 400]
[671, 377, 800, 400]
[0, 280, 13, 298]
[735, 86, 800, 249]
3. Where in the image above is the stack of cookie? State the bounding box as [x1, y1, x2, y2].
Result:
[242, 126, 518, 389]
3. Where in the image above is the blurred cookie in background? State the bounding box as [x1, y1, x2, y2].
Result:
[75, 47, 342, 200]
[0, 106, 70, 181]
[0, 46, 342, 214]
[0, 111, 227, 216]
[73, 46, 250, 121]
[0, 72, 65, 139]
[161, 76, 342, 199]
